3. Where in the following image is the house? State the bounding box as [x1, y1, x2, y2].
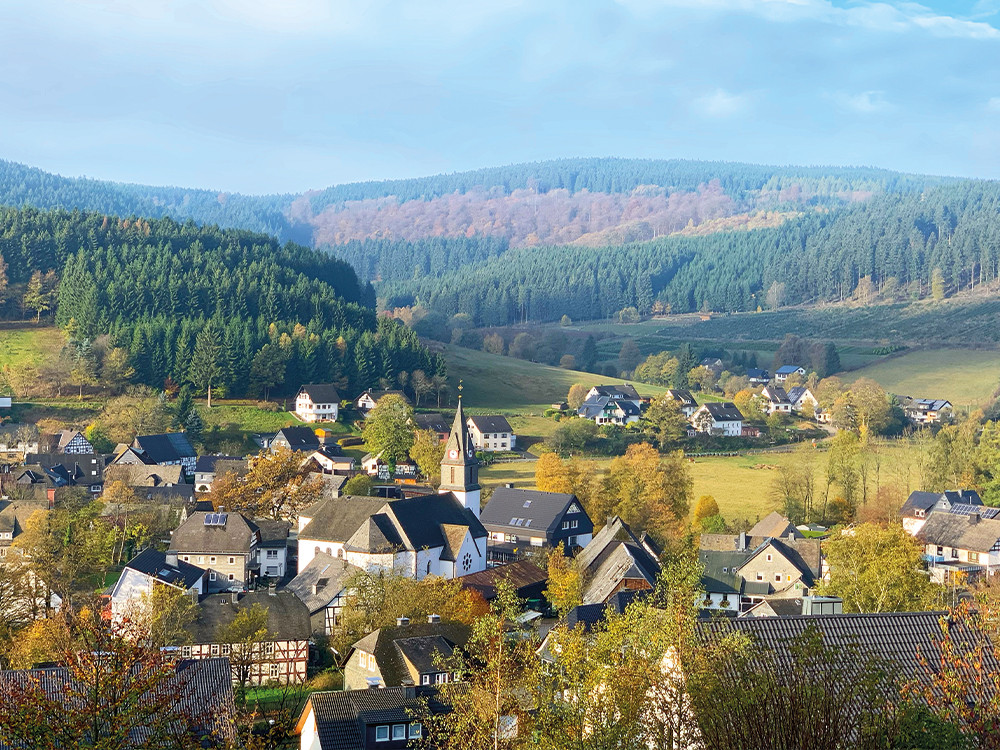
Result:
[0, 498, 45, 562]
[746, 368, 770, 385]
[55, 429, 94, 454]
[690, 402, 744, 437]
[900, 490, 984, 536]
[538, 589, 654, 660]
[104, 463, 185, 490]
[296, 686, 449, 750]
[480, 486, 593, 565]
[0, 658, 236, 747]
[458, 560, 548, 604]
[915, 509, 1000, 582]
[360, 451, 418, 481]
[301, 448, 356, 476]
[109, 548, 206, 624]
[116, 433, 197, 476]
[299, 398, 487, 580]
[700, 357, 724, 375]
[355, 389, 410, 417]
[759, 385, 792, 414]
[577, 395, 642, 426]
[285, 552, 363, 636]
[343, 617, 470, 690]
[183, 590, 311, 684]
[466, 415, 516, 452]
[192, 455, 248, 493]
[741, 425, 762, 438]
[699, 530, 823, 613]
[665, 389, 698, 417]
[749, 511, 803, 540]
[257, 519, 291, 579]
[0, 425, 40, 461]
[902, 397, 953, 425]
[269, 426, 323, 454]
[585, 384, 642, 407]
[739, 595, 843, 618]
[295, 384, 341, 423]
[168, 511, 262, 593]
[774, 365, 806, 384]
[413, 413, 450, 441]
[575, 516, 661, 605]
[22, 453, 105, 495]
[787, 386, 819, 414]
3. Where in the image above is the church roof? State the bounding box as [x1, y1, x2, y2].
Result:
[442, 398, 476, 464]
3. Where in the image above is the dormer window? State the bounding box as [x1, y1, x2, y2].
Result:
[916, 509, 925, 518]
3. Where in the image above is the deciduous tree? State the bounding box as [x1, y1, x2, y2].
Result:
[535, 453, 573, 494]
[361, 393, 415, 464]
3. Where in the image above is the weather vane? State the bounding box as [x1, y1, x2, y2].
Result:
[458, 380, 463, 398]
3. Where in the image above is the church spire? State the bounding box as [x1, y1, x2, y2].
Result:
[439, 382, 481, 517]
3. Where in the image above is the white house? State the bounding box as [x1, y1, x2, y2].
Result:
[903, 398, 953, 426]
[354, 389, 410, 417]
[109, 548, 206, 624]
[915, 509, 1000, 582]
[759, 386, 792, 415]
[577, 396, 642, 425]
[466, 415, 516, 452]
[294, 384, 341, 424]
[787, 386, 819, 414]
[900, 490, 984, 536]
[665, 390, 698, 417]
[774, 365, 806, 384]
[690, 402, 744, 437]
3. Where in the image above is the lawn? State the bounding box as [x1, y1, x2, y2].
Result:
[845, 348, 1000, 408]
[442, 344, 667, 413]
[0, 326, 64, 369]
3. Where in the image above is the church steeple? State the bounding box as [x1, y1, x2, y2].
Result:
[439, 383, 481, 518]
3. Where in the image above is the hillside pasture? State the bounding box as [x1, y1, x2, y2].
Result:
[0, 326, 64, 369]
[845, 349, 1000, 407]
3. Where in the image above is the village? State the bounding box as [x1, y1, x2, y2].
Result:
[0, 360, 990, 750]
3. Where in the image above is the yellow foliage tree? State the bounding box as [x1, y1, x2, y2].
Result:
[693, 495, 720, 525]
[544, 544, 582, 616]
[535, 452, 573, 494]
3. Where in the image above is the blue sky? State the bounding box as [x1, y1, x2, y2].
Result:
[2, 0, 999, 193]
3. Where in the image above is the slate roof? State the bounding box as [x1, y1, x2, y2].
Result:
[133, 433, 196, 463]
[274, 426, 322, 450]
[775, 365, 804, 375]
[23, 453, 104, 486]
[297, 384, 341, 404]
[563, 589, 654, 632]
[696, 611, 1000, 689]
[699, 533, 822, 592]
[0, 658, 236, 747]
[194, 455, 249, 474]
[589, 384, 641, 401]
[761, 386, 791, 404]
[285, 552, 362, 614]
[123, 548, 206, 590]
[187, 591, 311, 644]
[255, 519, 291, 548]
[104, 463, 183, 487]
[386, 493, 488, 550]
[413, 413, 450, 434]
[578, 395, 642, 420]
[298, 496, 389, 544]
[576, 517, 661, 604]
[348, 621, 471, 686]
[665, 389, 697, 407]
[907, 398, 952, 413]
[699, 402, 744, 421]
[467, 415, 514, 434]
[786, 386, 814, 405]
[915, 512, 1000, 553]
[168, 511, 260, 554]
[458, 560, 548, 601]
[699, 549, 747, 595]
[746, 368, 769, 381]
[748, 512, 802, 540]
[303, 687, 449, 750]
[480, 487, 586, 536]
[901, 490, 983, 518]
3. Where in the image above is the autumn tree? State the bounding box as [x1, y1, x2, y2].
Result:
[210, 447, 324, 520]
[483, 333, 505, 355]
[361, 393, 415, 464]
[733, 389, 765, 422]
[22, 270, 55, 323]
[411, 428, 446, 485]
[765, 280, 786, 310]
[643, 395, 688, 447]
[599, 443, 692, 542]
[217, 602, 272, 695]
[544, 544, 582, 616]
[535, 453, 573, 494]
[130, 585, 198, 648]
[342, 474, 374, 496]
[931, 267, 946, 301]
[692, 495, 720, 527]
[566, 383, 588, 410]
[94, 386, 173, 445]
[820, 523, 941, 613]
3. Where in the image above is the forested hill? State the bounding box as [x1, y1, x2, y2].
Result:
[377, 180, 1000, 325]
[0, 157, 952, 249]
[0, 206, 441, 399]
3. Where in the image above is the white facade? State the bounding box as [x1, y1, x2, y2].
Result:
[295, 392, 339, 423]
[466, 420, 516, 452]
[259, 546, 287, 578]
[690, 405, 743, 437]
[775, 367, 806, 384]
[109, 567, 204, 624]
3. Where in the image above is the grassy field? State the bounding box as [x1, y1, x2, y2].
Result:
[845, 348, 1000, 407]
[442, 344, 668, 413]
[0, 326, 64, 369]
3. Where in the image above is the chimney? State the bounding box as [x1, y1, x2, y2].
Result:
[970, 513, 981, 525]
[396, 616, 410, 627]
[737, 531, 749, 552]
[787, 531, 796, 541]
[165, 550, 178, 567]
[427, 614, 440, 624]
[505, 483, 514, 489]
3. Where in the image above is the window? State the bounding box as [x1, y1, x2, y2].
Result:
[211, 644, 219, 656]
[756, 573, 763, 581]
[265, 549, 278, 559]
[409, 723, 422, 739]
[198, 556, 204, 564]
[775, 574, 782, 582]
[228, 557, 236, 565]
[209, 556, 216, 564]
[221, 644, 231, 655]
[228, 574, 235, 581]
[766, 554, 772, 562]
[937, 546, 944, 557]
[971, 551, 981, 563]
[368, 654, 377, 670]
[561, 521, 570, 530]
[209, 571, 217, 581]
[392, 725, 406, 740]
[570, 520, 578, 529]
[722, 567, 728, 574]
[265, 642, 274, 656]
[181, 646, 192, 657]
[375, 726, 389, 742]
[952, 548, 959, 559]
[435, 673, 448, 684]
[270, 664, 279, 678]
[421, 674, 430, 685]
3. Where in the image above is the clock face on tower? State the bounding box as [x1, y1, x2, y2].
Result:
[461, 552, 473, 572]
[449, 449, 459, 459]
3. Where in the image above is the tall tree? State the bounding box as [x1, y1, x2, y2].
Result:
[188, 324, 225, 408]
[361, 393, 415, 464]
[22, 270, 53, 323]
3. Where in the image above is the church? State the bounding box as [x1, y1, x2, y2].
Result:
[296, 397, 487, 580]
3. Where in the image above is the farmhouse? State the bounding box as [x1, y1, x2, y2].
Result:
[746, 368, 770, 385]
[577, 395, 642, 425]
[413, 412, 450, 441]
[902, 397, 953, 425]
[760, 385, 792, 414]
[466, 415, 516, 452]
[192, 455, 248, 493]
[294, 384, 341, 423]
[55, 429, 94, 454]
[665, 389, 698, 417]
[690, 402, 744, 436]
[774, 365, 806, 383]
[576, 517, 661, 604]
[786, 385, 819, 414]
[355, 389, 410, 417]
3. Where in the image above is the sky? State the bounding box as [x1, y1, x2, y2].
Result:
[2, 0, 1000, 194]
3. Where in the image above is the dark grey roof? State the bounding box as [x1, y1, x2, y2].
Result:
[576, 517, 661, 604]
[786, 386, 812, 404]
[762, 386, 791, 404]
[133, 433, 196, 464]
[274, 426, 321, 449]
[299, 496, 391, 544]
[23, 453, 104, 485]
[297, 384, 342, 403]
[467, 415, 514, 433]
[285, 552, 362, 613]
[775, 365, 804, 375]
[578, 395, 642, 419]
[124, 548, 205, 590]
[589, 384, 640, 400]
[458, 560, 548, 601]
[306, 686, 449, 750]
[413, 413, 450, 433]
[696, 611, 1000, 688]
[564, 589, 654, 632]
[907, 398, 952, 412]
[350, 621, 471, 686]
[169, 511, 259, 554]
[901, 490, 983, 517]
[700, 402, 744, 421]
[386, 492, 488, 549]
[188, 590, 311, 643]
[0, 658, 235, 746]
[700, 533, 822, 585]
[480, 487, 589, 537]
[746, 368, 769, 380]
[255, 518, 291, 548]
[915, 511, 1000, 553]
[699, 549, 747, 594]
[194, 455, 248, 474]
[665, 389, 696, 406]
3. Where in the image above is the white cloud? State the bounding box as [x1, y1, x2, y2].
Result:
[831, 90, 893, 113]
[694, 89, 750, 118]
